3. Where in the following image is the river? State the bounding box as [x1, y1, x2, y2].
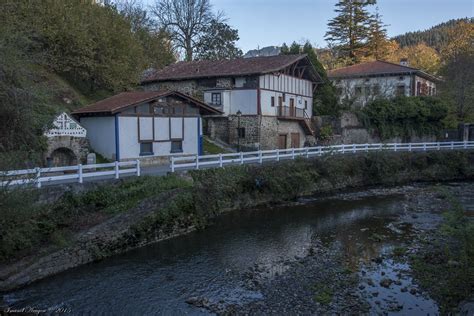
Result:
[3, 182, 473, 315]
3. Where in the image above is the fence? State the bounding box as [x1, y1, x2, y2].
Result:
[1, 160, 140, 188]
[171, 141, 474, 172]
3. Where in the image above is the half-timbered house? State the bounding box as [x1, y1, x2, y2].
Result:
[141, 54, 322, 150]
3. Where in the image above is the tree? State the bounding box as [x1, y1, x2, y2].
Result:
[194, 18, 242, 60]
[325, 0, 376, 64]
[151, 0, 218, 61]
[438, 21, 474, 121]
[281, 41, 339, 116]
[387, 43, 441, 74]
[365, 7, 396, 60]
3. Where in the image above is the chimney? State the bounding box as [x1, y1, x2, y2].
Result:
[400, 58, 409, 67]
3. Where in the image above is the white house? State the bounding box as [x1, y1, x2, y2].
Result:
[328, 59, 439, 107]
[72, 90, 221, 161]
[141, 54, 322, 150]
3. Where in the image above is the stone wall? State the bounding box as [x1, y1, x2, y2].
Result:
[45, 136, 89, 166]
[204, 116, 230, 144]
[228, 115, 260, 151]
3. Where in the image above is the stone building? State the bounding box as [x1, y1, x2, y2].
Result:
[44, 112, 89, 166]
[328, 60, 439, 108]
[141, 54, 322, 150]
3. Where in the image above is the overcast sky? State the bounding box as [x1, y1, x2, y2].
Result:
[143, 0, 474, 53]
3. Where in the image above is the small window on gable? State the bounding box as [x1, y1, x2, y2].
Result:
[140, 142, 153, 156]
[211, 92, 222, 105]
[271, 96, 275, 107]
[171, 140, 183, 153]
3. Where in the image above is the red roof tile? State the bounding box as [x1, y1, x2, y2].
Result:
[328, 60, 437, 81]
[142, 54, 321, 83]
[72, 90, 221, 116]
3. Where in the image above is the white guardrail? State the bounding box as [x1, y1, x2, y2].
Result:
[1, 160, 140, 188]
[171, 141, 474, 172]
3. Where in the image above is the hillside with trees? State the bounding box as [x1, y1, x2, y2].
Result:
[0, 0, 242, 169]
[393, 18, 473, 52]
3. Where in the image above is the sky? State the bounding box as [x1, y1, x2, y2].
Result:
[144, 0, 474, 53]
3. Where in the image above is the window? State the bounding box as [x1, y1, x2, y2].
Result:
[171, 140, 183, 153]
[372, 85, 381, 95]
[136, 103, 151, 114]
[416, 82, 421, 95]
[355, 86, 363, 96]
[278, 96, 283, 107]
[290, 98, 295, 107]
[399, 76, 405, 81]
[271, 96, 275, 107]
[211, 93, 222, 105]
[304, 100, 308, 110]
[140, 142, 153, 156]
[396, 85, 405, 96]
[432, 87, 436, 95]
[237, 127, 245, 138]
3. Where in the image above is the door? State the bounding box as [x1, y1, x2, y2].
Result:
[291, 133, 300, 148]
[289, 98, 295, 117]
[278, 134, 287, 149]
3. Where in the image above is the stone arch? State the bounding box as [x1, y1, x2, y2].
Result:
[48, 147, 77, 167]
[45, 136, 89, 167]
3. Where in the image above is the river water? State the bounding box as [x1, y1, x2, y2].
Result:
[3, 182, 473, 315]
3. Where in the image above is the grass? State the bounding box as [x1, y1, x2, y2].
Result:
[410, 195, 474, 313]
[0, 175, 191, 262]
[203, 138, 230, 154]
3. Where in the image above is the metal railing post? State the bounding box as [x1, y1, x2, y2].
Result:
[195, 154, 199, 170]
[36, 168, 41, 188]
[115, 161, 119, 179]
[78, 164, 83, 184]
[136, 159, 141, 176]
[219, 153, 223, 167]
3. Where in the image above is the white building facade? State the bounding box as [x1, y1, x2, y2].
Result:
[72, 91, 220, 162]
[328, 60, 439, 107]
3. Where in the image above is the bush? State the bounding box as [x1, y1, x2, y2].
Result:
[358, 96, 449, 140]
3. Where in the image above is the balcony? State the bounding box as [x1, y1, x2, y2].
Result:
[276, 106, 314, 135]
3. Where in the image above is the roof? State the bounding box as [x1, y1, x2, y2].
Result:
[328, 60, 438, 82]
[142, 54, 322, 83]
[72, 90, 222, 116]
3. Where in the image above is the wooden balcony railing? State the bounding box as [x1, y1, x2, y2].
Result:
[276, 105, 313, 134]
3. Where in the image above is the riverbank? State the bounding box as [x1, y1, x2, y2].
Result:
[1, 150, 473, 292]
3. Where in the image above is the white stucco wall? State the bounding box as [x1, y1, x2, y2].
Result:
[118, 116, 200, 160]
[79, 116, 116, 160]
[333, 75, 412, 107]
[260, 90, 312, 116]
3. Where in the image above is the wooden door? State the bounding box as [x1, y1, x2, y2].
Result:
[278, 134, 287, 149]
[289, 98, 295, 117]
[291, 133, 300, 148]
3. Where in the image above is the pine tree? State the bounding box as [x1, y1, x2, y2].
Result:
[366, 7, 389, 59]
[325, 0, 375, 64]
